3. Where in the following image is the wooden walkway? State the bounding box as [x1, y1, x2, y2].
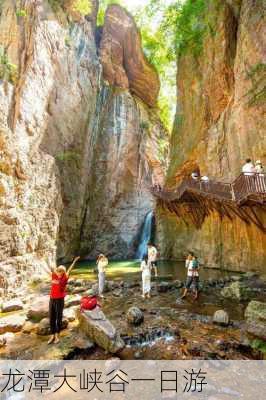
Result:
[151, 173, 266, 232]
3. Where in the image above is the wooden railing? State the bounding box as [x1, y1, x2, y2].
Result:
[152, 173, 266, 205]
[232, 173, 266, 203]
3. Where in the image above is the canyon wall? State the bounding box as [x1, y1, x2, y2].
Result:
[0, 1, 166, 296]
[157, 0, 266, 272]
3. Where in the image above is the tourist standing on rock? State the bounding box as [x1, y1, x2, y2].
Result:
[148, 243, 158, 277]
[96, 254, 108, 298]
[141, 254, 152, 298]
[181, 254, 200, 301]
[47, 256, 80, 345]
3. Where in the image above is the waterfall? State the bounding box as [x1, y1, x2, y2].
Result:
[136, 211, 153, 260]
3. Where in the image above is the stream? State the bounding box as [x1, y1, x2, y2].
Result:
[0, 261, 265, 360]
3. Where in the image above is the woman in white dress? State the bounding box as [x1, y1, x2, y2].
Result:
[141, 255, 151, 298]
[96, 254, 108, 298]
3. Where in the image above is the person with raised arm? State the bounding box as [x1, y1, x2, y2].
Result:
[46, 256, 80, 345]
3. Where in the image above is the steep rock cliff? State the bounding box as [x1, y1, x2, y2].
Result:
[99, 4, 160, 108]
[0, 0, 100, 295]
[157, 0, 266, 272]
[80, 85, 166, 259]
[0, 1, 167, 296]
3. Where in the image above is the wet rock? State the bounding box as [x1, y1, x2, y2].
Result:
[231, 275, 243, 282]
[64, 306, 77, 322]
[76, 307, 124, 353]
[213, 310, 230, 326]
[245, 301, 266, 340]
[0, 314, 26, 334]
[113, 289, 123, 297]
[126, 307, 144, 326]
[27, 296, 50, 322]
[173, 280, 183, 289]
[65, 294, 82, 308]
[157, 282, 172, 293]
[71, 287, 87, 294]
[1, 299, 24, 313]
[221, 281, 252, 301]
[36, 317, 68, 336]
[22, 321, 37, 334]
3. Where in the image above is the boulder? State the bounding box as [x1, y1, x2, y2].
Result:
[0, 314, 26, 334]
[36, 317, 68, 336]
[221, 281, 252, 301]
[126, 307, 144, 326]
[64, 306, 77, 322]
[22, 321, 37, 334]
[1, 299, 24, 313]
[173, 280, 183, 289]
[213, 310, 230, 326]
[244, 301, 266, 340]
[27, 295, 50, 322]
[113, 289, 123, 297]
[76, 307, 124, 353]
[65, 294, 82, 308]
[157, 282, 172, 293]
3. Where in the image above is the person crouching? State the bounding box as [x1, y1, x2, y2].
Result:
[47, 256, 80, 344]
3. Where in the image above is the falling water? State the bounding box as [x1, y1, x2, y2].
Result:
[136, 211, 153, 260]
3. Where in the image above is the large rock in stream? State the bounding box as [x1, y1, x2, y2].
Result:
[76, 307, 125, 354]
[221, 281, 253, 301]
[245, 301, 266, 341]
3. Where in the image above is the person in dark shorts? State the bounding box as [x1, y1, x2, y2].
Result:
[181, 255, 200, 300]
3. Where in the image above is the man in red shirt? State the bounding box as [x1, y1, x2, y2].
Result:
[47, 256, 80, 344]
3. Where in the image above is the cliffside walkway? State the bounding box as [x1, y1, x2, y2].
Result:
[151, 173, 266, 232]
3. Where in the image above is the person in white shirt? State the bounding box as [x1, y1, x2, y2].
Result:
[181, 253, 200, 300]
[191, 172, 199, 180]
[254, 160, 265, 192]
[148, 244, 158, 277]
[140, 255, 152, 298]
[242, 158, 255, 175]
[96, 254, 108, 298]
[255, 160, 264, 174]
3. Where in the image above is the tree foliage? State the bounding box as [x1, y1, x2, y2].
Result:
[97, 0, 124, 26]
[134, 0, 207, 130]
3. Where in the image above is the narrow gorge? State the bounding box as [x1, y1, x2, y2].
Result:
[0, 0, 265, 301]
[0, 0, 167, 297]
[0, 0, 265, 362]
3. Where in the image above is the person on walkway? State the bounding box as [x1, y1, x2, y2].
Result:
[96, 254, 108, 298]
[181, 254, 200, 301]
[47, 256, 80, 345]
[255, 160, 264, 174]
[242, 158, 255, 175]
[191, 172, 199, 181]
[148, 243, 158, 277]
[140, 254, 152, 298]
[254, 160, 265, 192]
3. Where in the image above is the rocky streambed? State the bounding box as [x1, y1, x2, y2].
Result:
[0, 261, 266, 360]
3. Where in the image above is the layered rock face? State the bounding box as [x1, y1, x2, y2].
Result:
[157, 0, 266, 272]
[0, 0, 100, 295]
[80, 85, 166, 259]
[99, 5, 160, 108]
[0, 1, 166, 295]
